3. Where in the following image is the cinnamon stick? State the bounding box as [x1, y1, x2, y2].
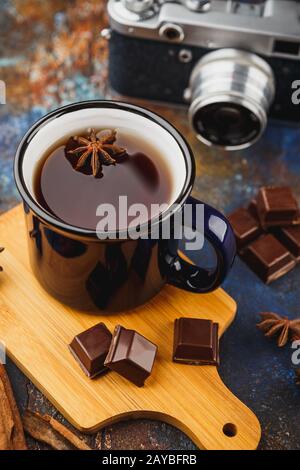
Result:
[47, 415, 91, 450]
[0, 380, 14, 450]
[23, 410, 91, 450]
[0, 364, 27, 450]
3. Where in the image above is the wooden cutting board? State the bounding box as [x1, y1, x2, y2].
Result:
[0, 205, 261, 450]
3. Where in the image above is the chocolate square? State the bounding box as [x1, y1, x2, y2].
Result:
[274, 225, 300, 260]
[104, 326, 157, 387]
[173, 318, 219, 366]
[256, 186, 300, 228]
[228, 208, 262, 250]
[242, 233, 296, 284]
[247, 199, 259, 221]
[69, 322, 112, 378]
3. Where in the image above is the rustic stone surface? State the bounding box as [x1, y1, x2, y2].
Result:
[1, 0, 300, 450]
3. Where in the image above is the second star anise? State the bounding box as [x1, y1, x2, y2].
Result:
[257, 312, 300, 347]
[68, 128, 127, 177]
[0, 247, 4, 272]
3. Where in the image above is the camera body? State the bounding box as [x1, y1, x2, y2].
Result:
[107, 0, 300, 150]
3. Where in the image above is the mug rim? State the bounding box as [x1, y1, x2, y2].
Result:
[14, 100, 195, 239]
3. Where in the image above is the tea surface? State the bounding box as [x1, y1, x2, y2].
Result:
[34, 130, 173, 231]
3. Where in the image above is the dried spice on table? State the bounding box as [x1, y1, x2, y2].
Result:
[22, 410, 91, 450]
[257, 312, 300, 347]
[0, 364, 27, 450]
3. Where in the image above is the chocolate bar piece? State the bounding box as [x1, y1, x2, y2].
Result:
[274, 225, 300, 260]
[242, 233, 296, 284]
[256, 186, 300, 228]
[173, 318, 219, 366]
[69, 323, 112, 378]
[104, 326, 157, 387]
[247, 199, 259, 221]
[228, 208, 262, 250]
[228, 187, 300, 284]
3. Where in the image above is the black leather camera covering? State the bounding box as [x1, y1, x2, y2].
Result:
[109, 31, 300, 123]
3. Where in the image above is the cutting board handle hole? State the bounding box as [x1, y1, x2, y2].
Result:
[222, 423, 237, 437]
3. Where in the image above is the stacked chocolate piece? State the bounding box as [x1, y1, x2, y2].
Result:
[229, 186, 300, 284]
[69, 323, 157, 387]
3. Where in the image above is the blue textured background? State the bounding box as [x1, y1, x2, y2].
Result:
[0, 0, 300, 450]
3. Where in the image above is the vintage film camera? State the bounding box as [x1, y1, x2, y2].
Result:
[105, 0, 300, 150]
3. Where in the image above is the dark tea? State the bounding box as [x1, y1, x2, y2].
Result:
[34, 128, 173, 231]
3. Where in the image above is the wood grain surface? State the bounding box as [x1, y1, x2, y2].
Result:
[0, 205, 261, 450]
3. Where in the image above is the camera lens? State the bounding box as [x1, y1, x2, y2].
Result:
[193, 102, 261, 147]
[187, 49, 275, 150]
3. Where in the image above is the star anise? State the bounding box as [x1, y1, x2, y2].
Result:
[68, 129, 126, 177]
[257, 312, 300, 347]
[0, 247, 4, 272]
[292, 331, 300, 342]
[295, 370, 300, 386]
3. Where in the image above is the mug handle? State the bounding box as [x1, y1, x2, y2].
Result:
[165, 196, 236, 293]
